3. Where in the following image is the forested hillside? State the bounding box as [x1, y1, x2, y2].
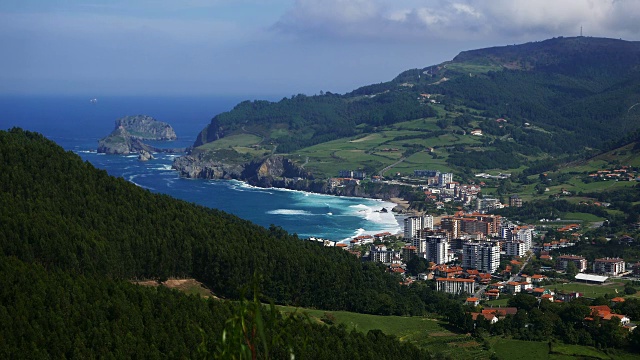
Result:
[0, 128, 421, 314]
[190, 36, 640, 178]
[0, 128, 453, 357]
[0, 256, 431, 359]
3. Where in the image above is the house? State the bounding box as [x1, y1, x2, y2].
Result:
[586, 305, 631, 326]
[506, 281, 522, 294]
[485, 289, 500, 300]
[611, 297, 626, 306]
[433, 265, 464, 278]
[531, 274, 547, 283]
[555, 292, 581, 303]
[466, 297, 480, 306]
[471, 312, 499, 324]
[470, 129, 483, 136]
[469, 307, 517, 325]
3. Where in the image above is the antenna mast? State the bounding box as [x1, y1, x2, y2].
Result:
[580, 26, 583, 37]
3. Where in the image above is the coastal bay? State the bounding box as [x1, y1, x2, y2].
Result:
[1, 95, 402, 241]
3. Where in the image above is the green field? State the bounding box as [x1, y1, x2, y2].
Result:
[485, 298, 510, 307]
[561, 212, 605, 222]
[277, 306, 487, 359]
[552, 282, 625, 298]
[291, 117, 491, 177]
[550, 343, 611, 359]
[491, 338, 550, 360]
[196, 133, 262, 150]
[445, 62, 504, 75]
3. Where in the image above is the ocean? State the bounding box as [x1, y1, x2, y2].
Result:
[0, 95, 401, 241]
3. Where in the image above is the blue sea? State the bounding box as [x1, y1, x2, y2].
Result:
[0, 95, 401, 241]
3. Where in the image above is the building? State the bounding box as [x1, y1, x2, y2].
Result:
[461, 218, 492, 236]
[438, 172, 453, 187]
[476, 197, 502, 212]
[338, 170, 366, 179]
[425, 236, 450, 265]
[556, 255, 588, 272]
[436, 278, 475, 295]
[369, 244, 399, 264]
[512, 227, 533, 251]
[440, 216, 461, 239]
[509, 195, 523, 208]
[462, 241, 500, 274]
[401, 245, 418, 262]
[593, 258, 626, 276]
[414, 170, 439, 177]
[403, 215, 434, 240]
[504, 240, 526, 257]
[587, 305, 631, 326]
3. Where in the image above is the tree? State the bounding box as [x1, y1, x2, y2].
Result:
[508, 293, 538, 312]
[565, 261, 579, 278]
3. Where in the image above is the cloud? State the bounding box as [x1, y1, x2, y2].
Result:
[273, 0, 640, 41]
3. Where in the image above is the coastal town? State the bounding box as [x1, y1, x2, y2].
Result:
[310, 169, 638, 332]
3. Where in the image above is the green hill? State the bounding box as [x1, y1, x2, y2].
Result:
[1, 128, 450, 358]
[188, 37, 640, 181]
[0, 128, 425, 314]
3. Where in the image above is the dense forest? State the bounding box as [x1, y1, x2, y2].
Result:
[195, 91, 436, 153]
[0, 256, 430, 359]
[0, 128, 422, 313]
[0, 128, 465, 357]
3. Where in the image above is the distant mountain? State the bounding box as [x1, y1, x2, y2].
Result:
[183, 37, 640, 182]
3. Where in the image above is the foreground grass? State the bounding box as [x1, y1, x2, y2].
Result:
[277, 306, 489, 359]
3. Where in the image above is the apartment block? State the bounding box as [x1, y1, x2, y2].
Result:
[556, 255, 588, 272]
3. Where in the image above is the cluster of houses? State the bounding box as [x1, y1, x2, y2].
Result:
[587, 166, 639, 182]
[466, 303, 635, 331]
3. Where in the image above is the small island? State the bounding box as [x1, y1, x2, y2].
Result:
[98, 115, 184, 159]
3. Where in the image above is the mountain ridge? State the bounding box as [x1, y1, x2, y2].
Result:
[175, 36, 640, 191]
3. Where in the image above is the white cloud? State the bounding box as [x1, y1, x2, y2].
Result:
[273, 0, 640, 41]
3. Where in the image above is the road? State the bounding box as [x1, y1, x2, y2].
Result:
[508, 252, 533, 283]
[378, 157, 406, 176]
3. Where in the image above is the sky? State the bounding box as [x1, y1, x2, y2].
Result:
[2, 0, 640, 97]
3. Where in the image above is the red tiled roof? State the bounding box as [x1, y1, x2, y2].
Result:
[436, 278, 474, 283]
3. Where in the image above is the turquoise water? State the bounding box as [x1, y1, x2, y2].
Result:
[0, 95, 401, 241]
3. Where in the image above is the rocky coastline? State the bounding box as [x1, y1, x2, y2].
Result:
[172, 153, 416, 214]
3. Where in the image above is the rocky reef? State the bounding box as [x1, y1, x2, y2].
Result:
[98, 115, 183, 155]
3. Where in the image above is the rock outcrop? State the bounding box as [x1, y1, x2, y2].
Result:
[98, 115, 184, 155]
[116, 115, 177, 140]
[138, 150, 154, 162]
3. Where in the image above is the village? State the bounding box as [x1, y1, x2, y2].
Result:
[309, 168, 639, 332]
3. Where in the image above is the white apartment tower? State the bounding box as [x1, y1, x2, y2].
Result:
[462, 241, 500, 274]
[514, 228, 533, 251]
[403, 215, 434, 240]
[438, 172, 453, 187]
[425, 236, 450, 265]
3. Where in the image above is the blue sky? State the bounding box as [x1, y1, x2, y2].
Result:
[2, 0, 640, 97]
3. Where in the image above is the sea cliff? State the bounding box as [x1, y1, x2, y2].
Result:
[172, 154, 412, 212]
